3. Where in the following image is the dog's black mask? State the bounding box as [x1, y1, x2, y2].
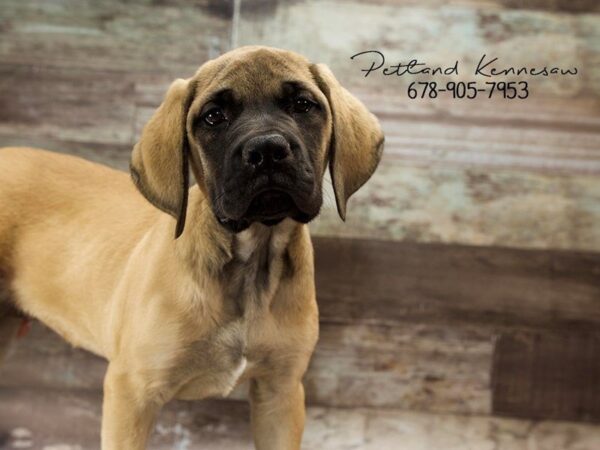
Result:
[193, 82, 326, 233]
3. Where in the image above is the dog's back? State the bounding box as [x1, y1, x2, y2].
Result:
[0, 147, 150, 272]
[0, 147, 159, 354]
[0, 147, 133, 237]
[0, 148, 48, 354]
[0, 147, 144, 225]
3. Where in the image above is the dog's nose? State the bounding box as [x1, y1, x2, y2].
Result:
[242, 134, 291, 170]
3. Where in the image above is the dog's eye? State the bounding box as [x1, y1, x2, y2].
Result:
[203, 108, 227, 126]
[292, 97, 314, 113]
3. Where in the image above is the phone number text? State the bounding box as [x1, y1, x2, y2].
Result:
[407, 81, 529, 99]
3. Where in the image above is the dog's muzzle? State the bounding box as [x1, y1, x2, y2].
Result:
[216, 133, 321, 232]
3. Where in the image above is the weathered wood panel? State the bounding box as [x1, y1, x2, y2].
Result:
[492, 332, 600, 423]
[0, 64, 136, 147]
[273, 0, 600, 13]
[234, 0, 600, 251]
[303, 322, 492, 413]
[0, 0, 231, 74]
[0, 320, 493, 414]
[368, 97, 600, 174]
[313, 156, 600, 252]
[237, 0, 600, 98]
[3, 68, 600, 251]
[2, 388, 600, 450]
[313, 238, 600, 331]
[1, 0, 600, 252]
[3, 237, 600, 418]
[0, 324, 106, 392]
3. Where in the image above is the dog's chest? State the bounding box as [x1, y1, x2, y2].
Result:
[176, 223, 296, 400]
[222, 222, 293, 313]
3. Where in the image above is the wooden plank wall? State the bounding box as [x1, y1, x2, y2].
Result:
[1, 0, 599, 251]
[1, 0, 600, 427]
[3, 238, 600, 422]
[236, 0, 600, 252]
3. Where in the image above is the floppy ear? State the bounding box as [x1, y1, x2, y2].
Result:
[310, 64, 384, 220]
[130, 78, 195, 238]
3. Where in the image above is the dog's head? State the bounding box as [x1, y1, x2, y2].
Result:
[131, 46, 384, 237]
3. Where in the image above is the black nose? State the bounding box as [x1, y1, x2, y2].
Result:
[242, 134, 292, 170]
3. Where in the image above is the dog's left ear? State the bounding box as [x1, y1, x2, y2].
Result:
[310, 63, 384, 220]
[130, 78, 195, 238]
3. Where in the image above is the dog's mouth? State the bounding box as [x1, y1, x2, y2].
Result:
[245, 190, 295, 223]
[216, 188, 318, 232]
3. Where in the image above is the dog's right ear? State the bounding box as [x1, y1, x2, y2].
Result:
[130, 78, 195, 238]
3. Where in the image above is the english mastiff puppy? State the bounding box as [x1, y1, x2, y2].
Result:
[0, 46, 383, 449]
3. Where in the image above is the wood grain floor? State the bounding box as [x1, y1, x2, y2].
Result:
[3, 388, 600, 450]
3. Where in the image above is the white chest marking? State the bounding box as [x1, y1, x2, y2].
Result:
[235, 228, 262, 262]
[222, 356, 248, 397]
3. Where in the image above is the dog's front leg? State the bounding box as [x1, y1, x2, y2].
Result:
[101, 364, 163, 450]
[249, 376, 306, 450]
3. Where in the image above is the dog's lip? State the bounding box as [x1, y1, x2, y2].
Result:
[251, 181, 295, 197]
[215, 188, 296, 232]
[244, 189, 296, 221]
[215, 177, 320, 227]
[215, 186, 321, 232]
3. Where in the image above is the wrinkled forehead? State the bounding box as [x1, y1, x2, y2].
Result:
[190, 48, 321, 107]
